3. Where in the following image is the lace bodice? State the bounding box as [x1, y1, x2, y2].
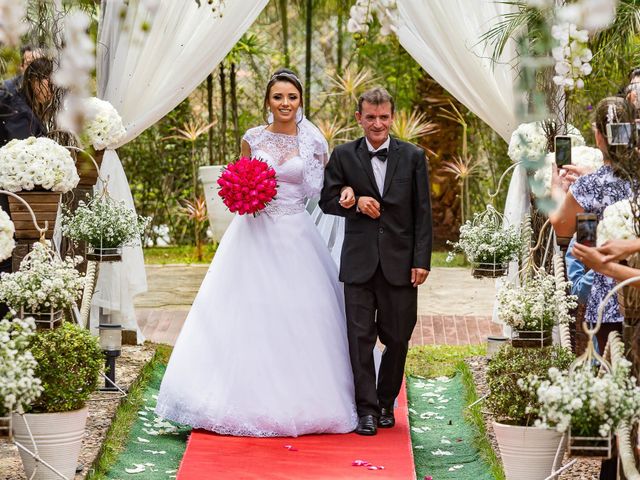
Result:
[243, 126, 326, 216]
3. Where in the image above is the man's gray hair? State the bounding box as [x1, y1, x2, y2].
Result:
[357, 87, 395, 113]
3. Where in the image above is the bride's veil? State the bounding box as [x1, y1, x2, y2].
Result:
[300, 117, 345, 268]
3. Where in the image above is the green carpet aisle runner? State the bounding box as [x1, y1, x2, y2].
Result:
[105, 364, 189, 479]
[407, 375, 494, 480]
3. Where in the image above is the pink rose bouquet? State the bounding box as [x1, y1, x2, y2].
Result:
[217, 157, 277, 215]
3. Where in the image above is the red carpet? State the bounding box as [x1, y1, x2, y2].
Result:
[177, 384, 415, 479]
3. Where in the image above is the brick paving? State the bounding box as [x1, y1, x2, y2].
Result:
[135, 264, 502, 347]
[137, 309, 502, 347]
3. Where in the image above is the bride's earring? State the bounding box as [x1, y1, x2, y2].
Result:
[267, 110, 274, 124]
[296, 107, 304, 123]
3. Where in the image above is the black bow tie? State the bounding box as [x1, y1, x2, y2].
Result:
[368, 148, 388, 162]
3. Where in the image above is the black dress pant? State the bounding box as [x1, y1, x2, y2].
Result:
[344, 265, 418, 417]
[0, 193, 10, 319]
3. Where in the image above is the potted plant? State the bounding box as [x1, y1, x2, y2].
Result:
[0, 316, 42, 439]
[447, 205, 523, 278]
[12, 322, 103, 480]
[61, 192, 149, 262]
[486, 345, 574, 479]
[0, 136, 79, 243]
[497, 270, 577, 347]
[0, 241, 85, 328]
[525, 358, 640, 458]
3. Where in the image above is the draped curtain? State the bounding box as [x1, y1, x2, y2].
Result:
[93, 0, 269, 337]
[395, 0, 527, 328]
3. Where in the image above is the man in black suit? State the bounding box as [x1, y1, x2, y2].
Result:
[319, 87, 433, 436]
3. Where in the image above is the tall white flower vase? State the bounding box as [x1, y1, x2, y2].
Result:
[12, 407, 88, 480]
[199, 165, 235, 242]
[493, 421, 566, 480]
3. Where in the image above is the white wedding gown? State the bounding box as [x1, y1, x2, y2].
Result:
[155, 126, 358, 437]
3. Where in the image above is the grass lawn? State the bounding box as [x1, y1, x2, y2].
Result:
[405, 344, 486, 378]
[405, 344, 504, 480]
[143, 245, 467, 267]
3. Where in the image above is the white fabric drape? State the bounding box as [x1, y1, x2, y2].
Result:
[395, 0, 529, 235]
[93, 0, 269, 337]
[395, 0, 528, 331]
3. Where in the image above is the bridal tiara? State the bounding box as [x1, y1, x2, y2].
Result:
[271, 72, 302, 85]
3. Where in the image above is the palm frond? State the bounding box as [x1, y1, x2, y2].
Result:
[163, 119, 216, 143]
[440, 155, 481, 181]
[315, 118, 355, 147]
[327, 66, 379, 101]
[479, 1, 546, 62]
[181, 196, 208, 223]
[391, 110, 439, 143]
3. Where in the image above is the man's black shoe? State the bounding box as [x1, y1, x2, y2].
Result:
[378, 407, 395, 428]
[355, 415, 377, 436]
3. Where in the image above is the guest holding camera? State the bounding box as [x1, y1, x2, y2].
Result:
[549, 97, 635, 349]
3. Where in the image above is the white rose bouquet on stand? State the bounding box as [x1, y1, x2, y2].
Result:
[0, 209, 15, 262]
[82, 97, 126, 150]
[0, 137, 79, 193]
[597, 199, 639, 247]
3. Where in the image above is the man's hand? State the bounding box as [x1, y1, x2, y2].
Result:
[598, 239, 640, 263]
[357, 196, 380, 219]
[339, 186, 356, 209]
[411, 268, 429, 287]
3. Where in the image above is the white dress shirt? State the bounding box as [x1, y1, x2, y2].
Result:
[365, 136, 390, 196]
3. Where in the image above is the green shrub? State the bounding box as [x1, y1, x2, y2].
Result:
[486, 345, 574, 426]
[29, 322, 103, 413]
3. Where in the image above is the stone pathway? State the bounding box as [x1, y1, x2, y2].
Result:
[135, 265, 501, 347]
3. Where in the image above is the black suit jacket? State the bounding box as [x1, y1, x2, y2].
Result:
[319, 136, 433, 286]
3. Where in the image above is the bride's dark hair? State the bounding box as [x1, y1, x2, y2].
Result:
[263, 68, 304, 112]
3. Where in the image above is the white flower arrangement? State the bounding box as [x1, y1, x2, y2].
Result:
[523, 359, 640, 437]
[531, 146, 603, 199]
[0, 315, 42, 416]
[497, 270, 577, 331]
[447, 208, 523, 265]
[0, 0, 28, 47]
[571, 145, 604, 172]
[597, 199, 639, 247]
[0, 241, 84, 313]
[62, 192, 149, 249]
[0, 137, 79, 193]
[82, 97, 127, 150]
[551, 23, 593, 90]
[0, 209, 15, 262]
[507, 122, 584, 166]
[347, 0, 399, 36]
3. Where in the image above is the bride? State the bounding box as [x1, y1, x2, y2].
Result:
[156, 68, 358, 437]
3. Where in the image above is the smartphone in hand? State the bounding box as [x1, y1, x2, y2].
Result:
[554, 135, 572, 168]
[576, 213, 598, 247]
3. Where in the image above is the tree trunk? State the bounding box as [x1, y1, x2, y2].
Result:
[336, 9, 344, 76]
[304, 0, 312, 115]
[219, 63, 227, 164]
[416, 74, 465, 247]
[206, 73, 214, 165]
[279, 0, 290, 68]
[230, 62, 240, 154]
